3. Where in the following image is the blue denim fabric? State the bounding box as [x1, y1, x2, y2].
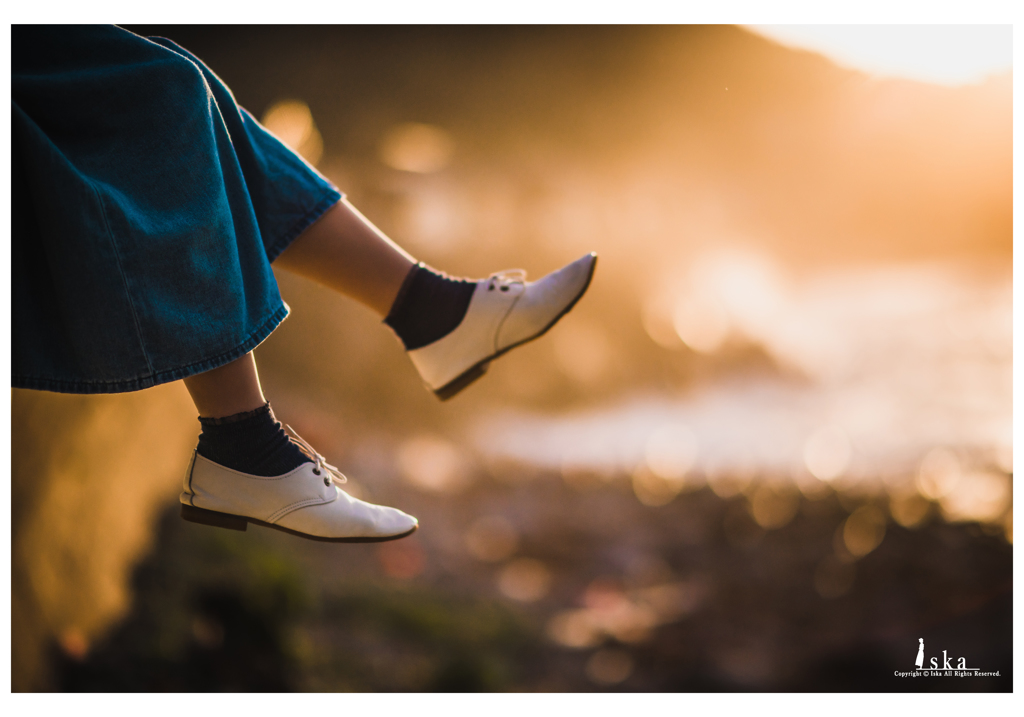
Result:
[12, 25, 342, 393]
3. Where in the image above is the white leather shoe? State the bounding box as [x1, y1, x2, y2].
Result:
[180, 428, 418, 543]
[408, 252, 597, 399]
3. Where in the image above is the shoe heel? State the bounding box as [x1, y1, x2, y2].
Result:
[181, 503, 248, 531]
[435, 361, 490, 401]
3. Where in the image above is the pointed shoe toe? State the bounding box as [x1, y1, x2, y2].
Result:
[276, 491, 419, 542]
[179, 449, 418, 543]
[408, 252, 597, 400]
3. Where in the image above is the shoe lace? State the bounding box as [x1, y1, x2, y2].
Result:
[487, 269, 527, 289]
[284, 424, 348, 485]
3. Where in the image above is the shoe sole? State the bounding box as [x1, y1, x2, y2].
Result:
[433, 254, 598, 401]
[180, 503, 419, 543]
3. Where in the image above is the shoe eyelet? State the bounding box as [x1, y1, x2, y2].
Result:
[500, 286, 509, 292]
[324, 477, 332, 486]
[488, 285, 494, 291]
[312, 467, 321, 475]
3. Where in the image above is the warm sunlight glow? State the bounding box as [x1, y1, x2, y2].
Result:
[746, 25, 1012, 86]
[261, 99, 323, 165]
[15, 25, 1011, 693]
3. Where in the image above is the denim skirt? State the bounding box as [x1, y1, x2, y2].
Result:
[12, 25, 342, 394]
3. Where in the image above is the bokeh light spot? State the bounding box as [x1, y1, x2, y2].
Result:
[58, 627, 89, 661]
[915, 448, 961, 500]
[641, 292, 683, 349]
[261, 99, 323, 165]
[707, 468, 754, 499]
[376, 539, 425, 580]
[749, 484, 800, 530]
[843, 505, 887, 558]
[888, 490, 931, 529]
[464, 515, 519, 562]
[397, 184, 471, 254]
[397, 435, 471, 493]
[585, 648, 634, 686]
[631, 465, 680, 507]
[644, 423, 698, 482]
[633, 581, 708, 623]
[497, 558, 551, 602]
[546, 610, 602, 649]
[803, 425, 852, 482]
[379, 122, 454, 173]
[939, 470, 1010, 524]
[571, 577, 659, 644]
[673, 295, 730, 353]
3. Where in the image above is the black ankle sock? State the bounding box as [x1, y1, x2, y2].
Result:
[196, 402, 312, 476]
[384, 263, 476, 350]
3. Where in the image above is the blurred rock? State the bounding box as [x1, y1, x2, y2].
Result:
[11, 385, 195, 690]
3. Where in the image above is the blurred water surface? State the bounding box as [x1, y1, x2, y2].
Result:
[478, 258, 1011, 527]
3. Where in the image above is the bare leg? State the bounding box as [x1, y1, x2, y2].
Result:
[183, 199, 413, 417]
[274, 198, 417, 317]
[183, 352, 266, 418]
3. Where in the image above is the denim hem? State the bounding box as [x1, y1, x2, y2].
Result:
[265, 189, 343, 264]
[12, 303, 290, 395]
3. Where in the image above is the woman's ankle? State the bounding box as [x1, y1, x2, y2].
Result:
[384, 263, 476, 350]
[196, 402, 311, 476]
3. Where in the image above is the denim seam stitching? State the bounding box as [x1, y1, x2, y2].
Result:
[12, 303, 288, 393]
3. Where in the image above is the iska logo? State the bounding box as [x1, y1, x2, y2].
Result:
[916, 637, 972, 670]
[894, 638, 1000, 678]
